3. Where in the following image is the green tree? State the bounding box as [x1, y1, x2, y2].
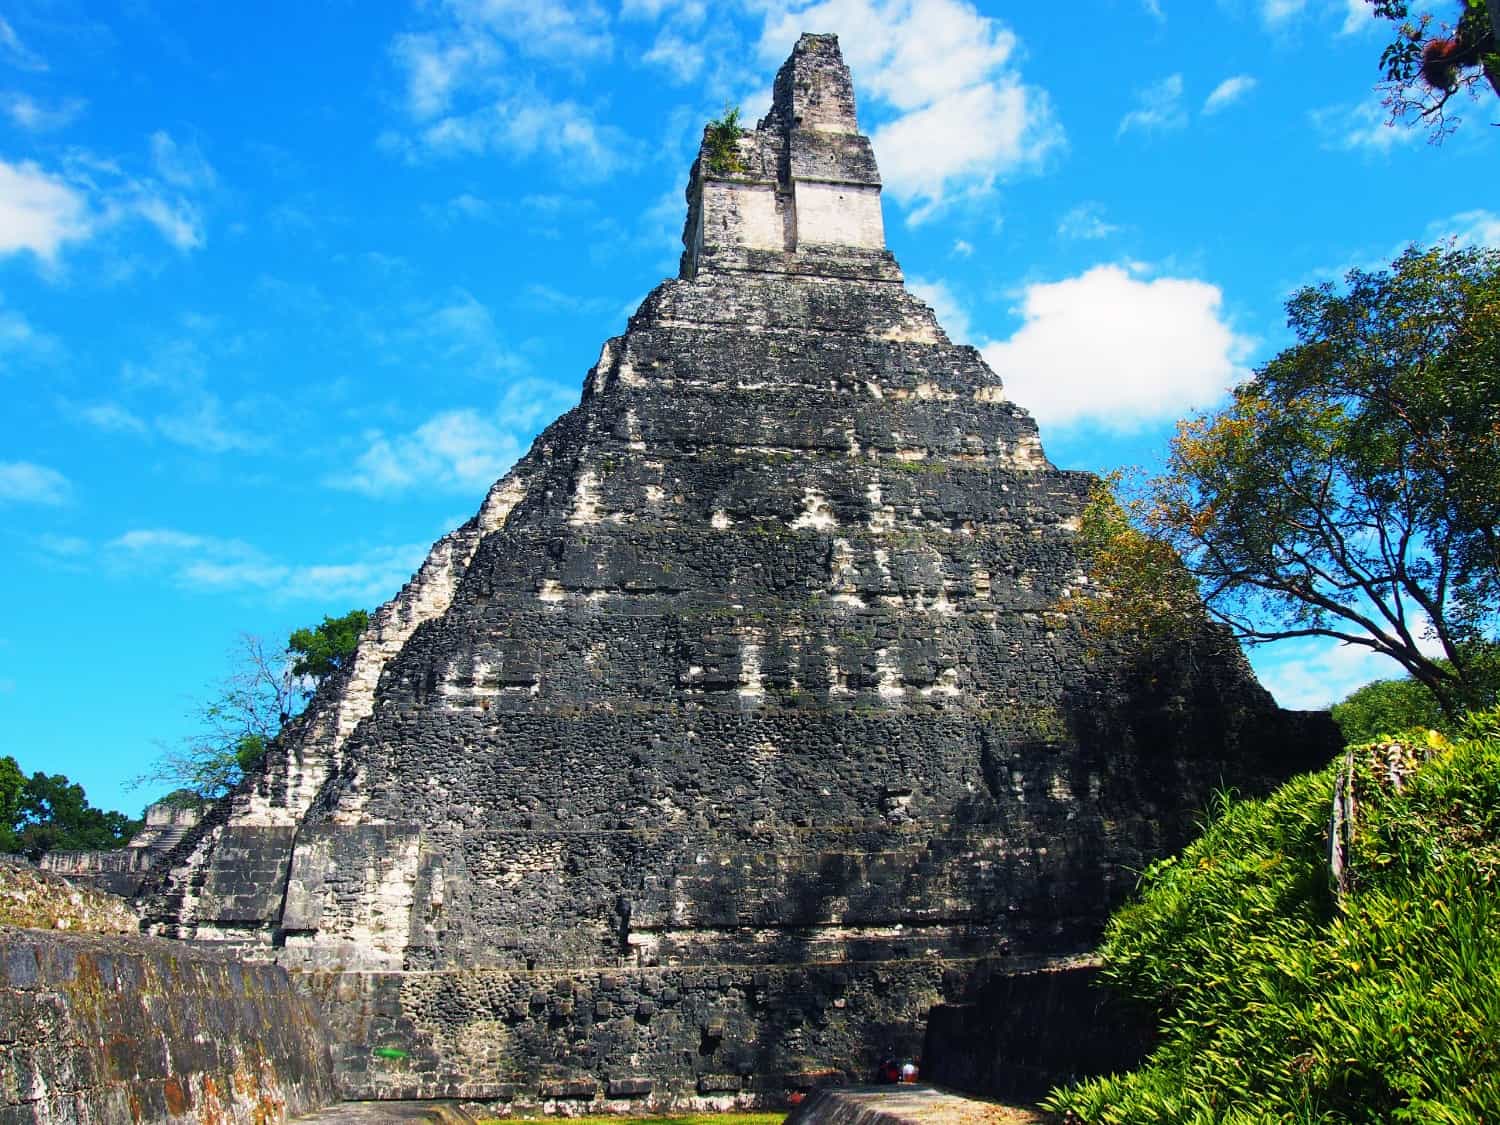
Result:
[2, 762, 141, 861]
[1371, 0, 1499, 137]
[1079, 245, 1499, 720]
[0, 755, 24, 854]
[138, 610, 369, 801]
[288, 609, 370, 683]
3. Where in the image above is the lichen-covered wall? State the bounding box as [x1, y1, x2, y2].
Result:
[0, 928, 337, 1124]
[1, 859, 138, 936]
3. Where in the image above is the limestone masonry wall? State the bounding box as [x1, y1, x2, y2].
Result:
[0, 925, 337, 1124]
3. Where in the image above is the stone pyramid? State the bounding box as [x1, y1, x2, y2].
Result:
[143, 34, 1334, 1108]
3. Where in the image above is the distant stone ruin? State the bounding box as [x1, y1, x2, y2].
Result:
[136, 34, 1336, 1111]
[39, 795, 205, 898]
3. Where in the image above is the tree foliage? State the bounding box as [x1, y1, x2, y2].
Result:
[139, 609, 369, 801]
[288, 609, 370, 682]
[1127, 244, 1499, 719]
[1045, 710, 1500, 1122]
[1, 756, 141, 861]
[1371, 0, 1499, 137]
[704, 106, 746, 176]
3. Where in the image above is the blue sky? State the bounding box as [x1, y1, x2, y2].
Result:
[2, 0, 1496, 817]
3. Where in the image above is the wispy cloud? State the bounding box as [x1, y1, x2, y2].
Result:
[329, 378, 576, 498]
[0, 133, 217, 266]
[385, 0, 627, 173]
[980, 264, 1252, 433]
[0, 16, 46, 71]
[1203, 74, 1257, 115]
[1118, 73, 1186, 136]
[106, 529, 430, 603]
[1309, 99, 1417, 153]
[1, 92, 85, 131]
[1426, 209, 1500, 249]
[1057, 202, 1118, 241]
[0, 460, 72, 505]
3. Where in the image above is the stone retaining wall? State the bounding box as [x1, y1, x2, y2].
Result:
[1, 928, 337, 1124]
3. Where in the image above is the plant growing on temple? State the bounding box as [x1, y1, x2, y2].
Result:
[137, 609, 369, 800]
[704, 105, 746, 175]
[1074, 244, 1499, 720]
[1370, 0, 1499, 137]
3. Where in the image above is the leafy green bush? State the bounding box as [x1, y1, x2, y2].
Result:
[704, 106, 745, 175]
[1044, 710, 1500, 1123]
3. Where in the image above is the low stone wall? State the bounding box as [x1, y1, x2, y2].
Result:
[921, 961, 1155, 1101]
[1, 927, 337, 1124]
[0, 858, 138, 935]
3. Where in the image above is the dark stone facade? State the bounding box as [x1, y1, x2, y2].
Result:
[137, 34, 1337, 1109]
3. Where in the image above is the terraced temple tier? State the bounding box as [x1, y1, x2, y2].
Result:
[141, 33, 1336, 1109]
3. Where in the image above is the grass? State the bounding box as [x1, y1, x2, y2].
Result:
[1043, 707, 1500, 1124]
[485, 1116, 785, 1125]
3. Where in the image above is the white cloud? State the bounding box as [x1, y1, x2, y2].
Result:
[1250, 616, 1446, 711]
[149, 131, 217, 191]
[759, 0, 1060, 221]
[0, 460, 72, 505]
[332, 409, 523, 497]
[107, 528, 429, 603]
[979, 265, 1252, 433]
[1260, 0, 1305, 24]
[155, 396, 262, 453]
[0, 300, 59, 363]
[387, 1, 624, 172]
[1, 92, 85, 131]
[76, 401, 149, 435]
[1143, 0, 1165, 22]
[1340, 0, 1372, 34]
[1250, 638, 1391, 711]
[0, 16, 46, 71]
[1057, 202, 1118, 241]
[908, 276, 971, 343]
[1310, 99, 1418, 152]
[330, 376, 576, 498]
[1118, 73, 1186, 136]
[951, 239, 973, 257]
[0, 159, 91, 261]
[1428, 209, 1500, 248]
[1203, 74, 1257, 115]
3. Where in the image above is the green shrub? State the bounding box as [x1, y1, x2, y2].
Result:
[1044, 709, 1500, 1123]
[704, 106, 745, 175]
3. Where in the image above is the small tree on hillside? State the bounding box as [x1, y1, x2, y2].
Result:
[138, 609, 369, 801]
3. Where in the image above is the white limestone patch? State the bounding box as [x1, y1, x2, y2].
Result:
[1010, 434, 1048, 469]
[865, 380, 885, 399]
[791, 489, 836, 531]
[794, 181, 884, 250]
[537, 579, 566, 604]
[920, 667, 962, 698]
[738, 642, 764, 702]
[974, 385, 1006, 403]
[879, 318, 940, 344]
[913, 381, 956, 401]
[624, 408, 646, 451]
[874, 647, 905, 700]
[711, 509, 732, 530]
[568, 470, 601, 525]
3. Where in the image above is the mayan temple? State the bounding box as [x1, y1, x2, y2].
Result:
[140, 34, 1334, 1109]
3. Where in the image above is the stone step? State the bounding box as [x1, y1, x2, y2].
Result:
[290, 1101, 481, 1124]
[787, 1084, 1041, 1125]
